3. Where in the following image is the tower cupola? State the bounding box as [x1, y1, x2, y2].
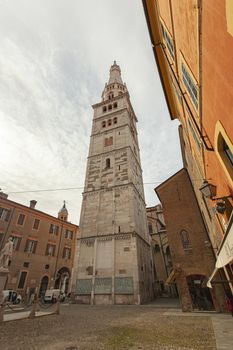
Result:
[58, 200, 68, 221]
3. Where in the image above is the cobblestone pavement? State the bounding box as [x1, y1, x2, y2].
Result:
[0, 304, 217, 350]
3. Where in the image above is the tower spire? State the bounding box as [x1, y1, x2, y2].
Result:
[108, 60, 123, 85]
[102, 61, 127, 102]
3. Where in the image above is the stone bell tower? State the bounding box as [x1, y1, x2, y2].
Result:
[73, 61, 154, 304]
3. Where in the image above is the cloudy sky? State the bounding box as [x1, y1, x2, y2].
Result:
[0, 0, 182, 224]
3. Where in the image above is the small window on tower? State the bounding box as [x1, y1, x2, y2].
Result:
[106, 158, 111, 168]
[108, 119, 112, 126]
[102, 121, 106, 128]
[113, 117, 117, 124]
[113, 102, 117, 109]
[103, 106, 107, 112]
[108, 104, 112, 110]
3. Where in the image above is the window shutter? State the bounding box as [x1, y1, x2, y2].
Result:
[5, 210, 11, 222]
[16, 237, 21, 251]
[45, 244, 49, 255]
[52, 245, 55, 256]
[56, 226, 59, 235]
[49, 224, 53, 233]
[32, 241, 37, 254]
[63, 248, 66, 258]
[24, 239, 29, 252]
[69, 249, 71, 259]
[70, 232, 73, 240]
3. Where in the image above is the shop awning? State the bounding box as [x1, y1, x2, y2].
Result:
[207, 212, 233, 288]
[165, 270, 176, 286]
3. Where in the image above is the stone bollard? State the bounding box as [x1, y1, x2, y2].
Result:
[29, 293, 37, 319]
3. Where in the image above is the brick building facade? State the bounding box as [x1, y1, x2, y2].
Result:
[155, 169, 226, 312]
[0, 193, 78, 298]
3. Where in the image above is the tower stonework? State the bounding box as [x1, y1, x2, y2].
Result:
[74, 62, 154, 304]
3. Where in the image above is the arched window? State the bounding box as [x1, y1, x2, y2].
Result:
[102, 121, 106, 128]
[180, 230, 192, 249]
[106, 158, 110, 168]
[113, 117, 117, 124]
[108, 119, 112, 126]
[113, 102, 117, 109]
[118, 91, 123, 95]
[103, 106, 107, 113]
[108, 104, 112, 110]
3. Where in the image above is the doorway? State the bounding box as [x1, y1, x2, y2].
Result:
[187, 274, 214, 311]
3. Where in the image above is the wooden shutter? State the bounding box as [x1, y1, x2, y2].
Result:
[24, 239, 29, 252]
[45, 244, 49, 255]
[5, 210, 11, 222]
[16, 237, 22, 251]
[32, 241, 37, 254]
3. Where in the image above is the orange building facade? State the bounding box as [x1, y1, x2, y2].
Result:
[143, 1, 233, 294]
[0, 193, 78, 298]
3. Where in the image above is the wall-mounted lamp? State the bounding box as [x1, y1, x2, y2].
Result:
[199, 180, 216, 198]
[200, 180, 233, 214]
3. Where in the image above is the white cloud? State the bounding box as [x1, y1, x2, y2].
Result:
[0, 0, 182, 223]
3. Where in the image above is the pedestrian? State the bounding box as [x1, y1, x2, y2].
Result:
[225, 292, 233, 317]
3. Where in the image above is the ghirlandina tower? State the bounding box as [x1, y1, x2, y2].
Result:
[73, 62, 154, 304]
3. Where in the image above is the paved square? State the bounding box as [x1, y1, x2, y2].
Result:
[1, 305, 217, 350]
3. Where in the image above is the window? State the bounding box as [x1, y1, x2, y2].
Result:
[12, 236, 22, 251]
[102, 121, 106, 128]
[181, 61, 198, 110]
[46, 244, 56, 256]
[33, 219, 40, 230]
[113, 102, 117, 109]
[23, 262, 29, 268]
[188, 120, 201, 151]
[113, 117, 117, 124]
[215, 121, 233, 187]
[104, 137, 113, 147]
[0, 233, 3, 245]
[49, 224, 59, 235]
[223, 139, 233, 167]
[18, 271, 27, 289]
[24, 239, 37, 254]
[108, 119, 112, 126]
[103, 106, 107, 113]
[65, 229, 73, 239]
[180, 230, 192, 250]
[17, 214, 25, 226]
[63, 247, 71, 259]
[106, 158, 111, 169]
[0, 207, 11, 222]
[108, 104, 112, 110]
[160, 21, 174, 59]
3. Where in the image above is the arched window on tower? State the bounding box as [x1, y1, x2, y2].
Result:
[113, 117, 117, 124]
[106, 158, 111, 169]
[180, 230, 192, 250]
[113, 102, 117, 109]
[102, 121, 106, 128]
[103, 106, 107, 112]
[108, 104, 112, 111]
[108, 119, 112, 126]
